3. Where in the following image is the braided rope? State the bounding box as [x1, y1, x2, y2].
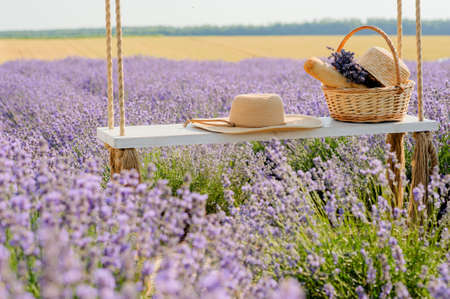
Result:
[409, 132, 439, 221]
[397, 0, 402, 58]
[115, 0, 125, 136]
[408, 0, 440, 223]
[416, 0, 423, 121]
[105, 0, 114, 129]
[385, 0, 405, 209]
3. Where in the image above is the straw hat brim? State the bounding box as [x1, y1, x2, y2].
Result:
[188, 114, 322, 135]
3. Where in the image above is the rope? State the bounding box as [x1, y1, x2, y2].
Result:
[385, 1, 405, 209]
[416, 0, 423, 121]
[105, 0, 114, 129]
[386, 132, 405, 209]
[408, 0, 440, 223]
[115, 0, 125, 136]
[409, 132, 439, 220]
[397, 0, 402, 58]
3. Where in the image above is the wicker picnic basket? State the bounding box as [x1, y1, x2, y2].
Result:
[322, 25, 414, 123]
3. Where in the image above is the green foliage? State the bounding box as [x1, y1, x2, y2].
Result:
[1, 18, 449, 38]
[142, 149, 228, 213]
[265, 183, 447, 298]
[439, 133, 449, 175]
[286, 137, 345, 172]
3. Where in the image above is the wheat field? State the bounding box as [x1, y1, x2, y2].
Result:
[0, 35, 448, 64]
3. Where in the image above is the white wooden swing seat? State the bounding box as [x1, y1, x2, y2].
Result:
[97, 115, 438, 149]
[97, 1, 438, 152]
[98, 0, 438, 222]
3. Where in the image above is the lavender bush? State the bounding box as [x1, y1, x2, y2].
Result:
[0, 57, 448, 298]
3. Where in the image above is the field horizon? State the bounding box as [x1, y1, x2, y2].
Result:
[1, 35, 449, 64]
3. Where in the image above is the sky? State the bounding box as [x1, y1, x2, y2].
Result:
[0, 0, 448, 31]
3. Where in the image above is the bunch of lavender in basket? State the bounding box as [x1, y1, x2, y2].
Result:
[328, 47, 382, 88]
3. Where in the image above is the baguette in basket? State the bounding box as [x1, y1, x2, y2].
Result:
[304, 25, 414, 123]
[304, 57, 366, 88]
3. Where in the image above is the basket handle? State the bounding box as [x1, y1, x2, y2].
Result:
[337, 25, 401, 88]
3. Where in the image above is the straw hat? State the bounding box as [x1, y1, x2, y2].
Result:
[358, 46, 410, 87]
[184, 94, 322, 134]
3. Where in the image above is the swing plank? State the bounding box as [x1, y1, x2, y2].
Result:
[97, 115, 438, 149]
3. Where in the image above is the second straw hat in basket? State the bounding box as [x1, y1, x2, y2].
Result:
[322, 26, 414, 123]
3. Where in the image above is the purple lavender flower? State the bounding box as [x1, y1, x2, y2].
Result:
[323, 283, 336, 299]
[93, 269, 116, 290]
[356, 286, 368, 299]
[428, 262, 450, 299]
[367, 260, 377, 285]
[380, 282, 392, 299]
[391, 244, 406, 273]
[76, 284, 98, 299]
[307, 253, 324, 273]
[395, 282, 412, 299]
[271, 278, 305, 299]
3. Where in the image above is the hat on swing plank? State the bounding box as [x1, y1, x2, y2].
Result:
[184, 94, 322, 135]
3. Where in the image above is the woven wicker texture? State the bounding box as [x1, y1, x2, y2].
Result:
[323, 81, 414, 122]
[323, 25, 413, 123]
[358, 47, 410, 87]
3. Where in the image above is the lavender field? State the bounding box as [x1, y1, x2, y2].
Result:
[0, 57, 449, 298]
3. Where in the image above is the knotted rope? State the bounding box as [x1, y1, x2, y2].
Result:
[408, 0, 439, 223]
[386, 131, 405, 209]
[386, 0, 405, 209]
